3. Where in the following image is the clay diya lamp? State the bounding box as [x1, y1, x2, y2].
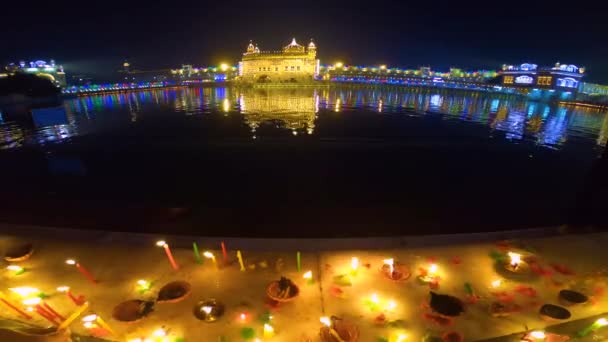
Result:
[157, 281, 191, 304]
[193, 299, 225, 322]
[558, 289, 588, 306]
[504, 252, 529, 274]
[4, 243, 34, 262]
[429, 292, 465, 318]
[320, 317, 359, 342]
[380, 261, 411, 281]
[539, 304, 571, 322]
[112, 300, 154, 323]
[266, 277, 300, 303]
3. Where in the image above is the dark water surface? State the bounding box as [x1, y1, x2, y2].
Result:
[0, 86, 607, 236]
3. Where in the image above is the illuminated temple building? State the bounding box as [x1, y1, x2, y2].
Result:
[2, 60, 66, 87]
[238, 38, 320, 83]
[499, 62, 585, 95]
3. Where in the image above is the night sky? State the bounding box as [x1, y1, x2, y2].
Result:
[2, 0, 607, 82]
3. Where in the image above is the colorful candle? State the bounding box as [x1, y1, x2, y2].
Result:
[136, 280, 151, 293]
[66, 260, 97, 284]
[578, 318, 608, 337]
[204, 251, 218, 269]
[508, 252, 521, 270]
[57, 302, 89, 331]
[263, 323, 275, 338]
[0, 291, 32, 319]
[236, 250, 245, 271]
[42, 302, 65, 320]
[383, 258, 394, 275]
[221, 241, 228, 264]
[156, 241, 179, 271]
[297, 251, 302, 272]
[34, 305, 59, 325]
[95, 315, 115, 336]
[303, 270, 314, 285]
[351, 257, 359, 274]
[193, 242, 202, 264]
[57, 286, 85, 306]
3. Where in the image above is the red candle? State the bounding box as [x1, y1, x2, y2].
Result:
[43, 302, 65, 320]
[66, 260, 97, 284]
[57, 286, 85, 306]
[156, 241, 179, 271]
[35, 305, 59, 325]
[221, 241, 228, 264]
[0, 298, 32, 319]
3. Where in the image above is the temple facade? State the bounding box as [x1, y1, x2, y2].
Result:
[238, 38, 319, 83]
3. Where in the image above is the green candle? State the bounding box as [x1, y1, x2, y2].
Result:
[296, 251, 301, 272]
[193, 242, 202, 264]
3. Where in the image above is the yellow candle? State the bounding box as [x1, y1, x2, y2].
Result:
[95, 315, 115, 336]
[263, 323, 275, 338]
[236, 250, 245, 271]
[204, 251, 218, 269]
[58, 302, 89, 331]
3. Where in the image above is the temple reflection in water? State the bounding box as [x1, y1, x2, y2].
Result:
[238, 88, 318, 135]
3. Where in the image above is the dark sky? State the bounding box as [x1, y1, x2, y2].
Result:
[2, 0, 607, 82]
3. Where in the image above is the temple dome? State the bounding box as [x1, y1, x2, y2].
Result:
[283, 38, 305, 53]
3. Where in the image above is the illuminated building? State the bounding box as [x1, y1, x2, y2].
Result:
[239, 38, 319, 83]
[499, 62, 585, 93]
[4, 59, 66, 87]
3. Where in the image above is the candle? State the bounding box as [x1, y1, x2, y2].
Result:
[42, 302, 65, 320]
[57, 286, 85, 306]
[236, 250, 245, 271]
[263, 323, 275, 338]
[221, 241, 228, 264]
[57, 302, 89, 331]
[0, 291, 32, 319]
[193, 242, 202, 264]
[34, 305, 59, 325]
[82, 314, 115, 336]
[578, 317, 608, 337]
[508, 252, 521, 270]
[95, 315, 115, 336]
[303, 270, 314, 285]
[24, 298, 59, 325]
[383, 258, 394, 275]
[297, 251, 302, 272]
[6, 265, 26, 275]
[66, 259, 97, 284]
[156, 241, 179, 271]
[137, 280, 151, 293]
[204, 251, 218, 269]
[351, 257, 359, 274]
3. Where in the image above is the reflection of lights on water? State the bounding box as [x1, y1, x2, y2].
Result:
[222, 99, 230, 112]
[335, 98, 341, 112]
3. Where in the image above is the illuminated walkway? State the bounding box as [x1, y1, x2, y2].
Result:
[1, 224, 607, 341]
